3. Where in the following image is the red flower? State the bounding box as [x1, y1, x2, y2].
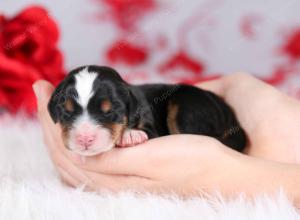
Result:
[106, 39, 148, 65]
[0, 6, 65, 113]
[283, 28, 300, 60]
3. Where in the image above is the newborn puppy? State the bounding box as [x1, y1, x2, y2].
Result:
[48, 65, 246, 156]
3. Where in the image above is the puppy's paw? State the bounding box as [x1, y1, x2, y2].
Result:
[117, 129, 148, 147]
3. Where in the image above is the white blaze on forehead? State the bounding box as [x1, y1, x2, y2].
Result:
[75, 68, 98, 108]
[74, 111, 95, 127]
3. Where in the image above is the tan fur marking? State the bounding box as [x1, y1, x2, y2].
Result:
[167, 102, 180, 134]
[137, 121, 144, 130]
[110, 123, 125, 143]
[65, 99, 74, 112]
[105, 116, 128, 143]
[101, 99, 112, 113]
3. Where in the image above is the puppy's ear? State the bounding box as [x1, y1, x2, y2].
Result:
[48, 82, 65, 123]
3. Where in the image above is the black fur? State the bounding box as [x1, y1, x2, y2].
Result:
[48, 65, 247, 152]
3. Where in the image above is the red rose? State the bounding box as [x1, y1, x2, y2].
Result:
[0, 6, 65, 113]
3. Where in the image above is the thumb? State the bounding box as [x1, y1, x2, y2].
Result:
[196, 77, 225, 98]
[32, 80, 55, 111]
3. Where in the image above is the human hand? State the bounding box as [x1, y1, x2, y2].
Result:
[33, 72, 300, 196]
[33, 79, 240, 194]
[33, 81, 90, 187]
[198, 73, 300, 163]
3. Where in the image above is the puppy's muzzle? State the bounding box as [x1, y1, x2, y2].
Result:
[75, 133, 96, 150]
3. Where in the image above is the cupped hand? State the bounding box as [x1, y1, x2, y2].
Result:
[33, 73, 300, 196]
[198, 73, 300, 162]
[33, 79, 240, 194]
[71, 135, 239, 194]
[33, 81, 89, 187]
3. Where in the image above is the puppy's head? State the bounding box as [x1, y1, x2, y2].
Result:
[48, 65, 138, 156]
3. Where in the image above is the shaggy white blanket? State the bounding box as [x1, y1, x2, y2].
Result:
[0, 115, 298, 220]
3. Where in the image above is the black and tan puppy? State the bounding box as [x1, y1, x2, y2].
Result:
[48, 65, 246, 156]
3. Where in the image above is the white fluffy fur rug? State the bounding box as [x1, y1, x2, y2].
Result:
[0, 115, 299, 220]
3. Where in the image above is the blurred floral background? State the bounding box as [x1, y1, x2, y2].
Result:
[1, 0, 300, 114]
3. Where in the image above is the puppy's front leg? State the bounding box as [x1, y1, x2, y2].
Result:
[117, 129, 148, 147]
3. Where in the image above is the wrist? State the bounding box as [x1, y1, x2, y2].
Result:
[192, 143, 243, 195]
[228, 153, 300, 206]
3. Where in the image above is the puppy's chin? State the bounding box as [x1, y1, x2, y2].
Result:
[66, 126, 117, 156]
[70, 143, 115, 156]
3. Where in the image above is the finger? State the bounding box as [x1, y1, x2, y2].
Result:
[33, 80, 60, 136]
[42, 128, 89, 184]
[33, 81, 89, 184]
[46, 139, 90, 186]
[83, 171, 156, 192]
[57, 167, 83, 188]
[33, 81, 69, 154]
[75, 135, 201, 176]
[33, 80, 55, 112]
[33, 80, 62, 154]
[76, 147, 147, 175]
[41, 139, 90, 186]
[196, 77, 225, 98]
[73, 136, 171, 176]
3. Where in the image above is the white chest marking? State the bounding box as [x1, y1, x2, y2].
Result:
[75, 69, 97, 108]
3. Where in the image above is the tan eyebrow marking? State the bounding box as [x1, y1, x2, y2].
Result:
[101, 99, 112, 113]
[65, 98, 74, 112]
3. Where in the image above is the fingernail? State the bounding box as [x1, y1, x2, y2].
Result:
[32, 83, 41, 100]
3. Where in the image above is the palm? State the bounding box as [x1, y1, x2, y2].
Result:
[198, 73, 300, 162]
